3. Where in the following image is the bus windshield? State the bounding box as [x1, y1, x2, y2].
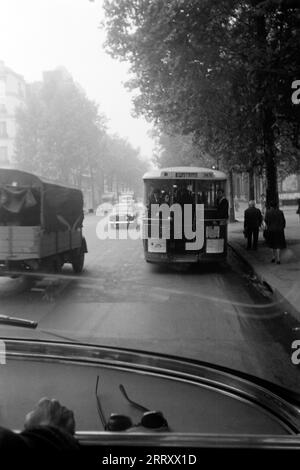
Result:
[145, 179, 227, 208]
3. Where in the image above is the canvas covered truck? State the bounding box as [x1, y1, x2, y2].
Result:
[0, 168, 87, 276]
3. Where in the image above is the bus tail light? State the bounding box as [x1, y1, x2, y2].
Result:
[206, 225, 220, 239]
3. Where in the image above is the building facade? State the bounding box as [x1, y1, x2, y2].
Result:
[233, 172, 265, 202]
[233, 171, 300, 206]
[0, 61, 26, 166]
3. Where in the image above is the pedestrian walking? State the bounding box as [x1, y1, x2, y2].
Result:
[244, 200, 263, 250]
[264, 201, 286, 264]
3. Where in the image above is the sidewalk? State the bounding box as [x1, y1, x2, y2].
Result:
[228, 205, 300, 321]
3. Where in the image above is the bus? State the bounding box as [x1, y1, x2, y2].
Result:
[142, 166, 228, 263]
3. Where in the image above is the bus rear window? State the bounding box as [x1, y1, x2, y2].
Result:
[145, 179, 226, 209]
[196, 181, 226, 208]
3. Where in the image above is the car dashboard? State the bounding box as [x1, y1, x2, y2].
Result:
[0, 339, 299, 458]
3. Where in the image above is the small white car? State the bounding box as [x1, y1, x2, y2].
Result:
[96, 202, 113, 217]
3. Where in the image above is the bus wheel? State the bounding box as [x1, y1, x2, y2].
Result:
[72, 249, 85, 273]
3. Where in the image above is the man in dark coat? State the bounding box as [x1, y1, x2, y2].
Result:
[216, 189, 229, 219]
[244, 200, 263, 250]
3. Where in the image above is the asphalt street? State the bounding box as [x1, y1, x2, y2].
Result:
[0, 214, 299, 391]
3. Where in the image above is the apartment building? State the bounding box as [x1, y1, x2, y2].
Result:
[0, 61, 26, 165]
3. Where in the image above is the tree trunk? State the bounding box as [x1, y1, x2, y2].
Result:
[297, 174, 300, 192]
[90, 171, 96, 210]
[248, 166, 255, 201]
[252, 2, 278, 208]
[97, 169, 105, 201]
[228, 169, 235, 223]
[264, 110, 278, 208]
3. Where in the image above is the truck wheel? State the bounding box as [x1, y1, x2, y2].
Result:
[72, 250, 85, 273]
[53, 255, 64, 274]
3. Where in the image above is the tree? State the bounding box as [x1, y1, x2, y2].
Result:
[153, 132, 215, 168]
[103, 0, 300, 206]
[15, 70, 106, 187]
[102, 133, 148, 196]
[14, 68, 148, 203]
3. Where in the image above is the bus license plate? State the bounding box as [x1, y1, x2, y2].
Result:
[148, 239, 167, 253]
[206, 239, 224, 253]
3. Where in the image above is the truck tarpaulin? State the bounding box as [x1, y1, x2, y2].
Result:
[0, 168, 84, 231]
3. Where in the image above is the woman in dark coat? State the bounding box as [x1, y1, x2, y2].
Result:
[264, 201, 286, 264]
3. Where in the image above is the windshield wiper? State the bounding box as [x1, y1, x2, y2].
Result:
[0, 315, 38, 329]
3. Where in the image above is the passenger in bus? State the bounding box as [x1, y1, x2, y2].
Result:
[176, 186, 193, 206]
[163, 193, 170, 205]
[216, 189, 229, 219]
[149, 188, 161, 205]
[197, 192, 207, 205]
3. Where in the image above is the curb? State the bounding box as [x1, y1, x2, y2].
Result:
[228, 242, 274, 294]
[228, 241, 300, 322]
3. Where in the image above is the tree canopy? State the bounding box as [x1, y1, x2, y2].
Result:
[14, 68, 147, 203]
[103, 0, 300, 204]
[15, 73, 105, 185]
[153, 131, 215, 168]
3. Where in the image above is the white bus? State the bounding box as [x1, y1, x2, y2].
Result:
[142, 166, 228, 263]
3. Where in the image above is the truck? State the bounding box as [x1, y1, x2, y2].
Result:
[0, 168, 87, 276]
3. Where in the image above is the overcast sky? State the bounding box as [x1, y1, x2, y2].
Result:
[0, 0, 155, 160]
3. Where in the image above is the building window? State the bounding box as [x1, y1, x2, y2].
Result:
[0, 121, 7, 137]
[0, 81, 5, 98]
[0, 146, 8, 163]
[17, 82, 23, 98]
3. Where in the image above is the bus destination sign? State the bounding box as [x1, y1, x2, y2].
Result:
[175, 172, 214, 178]
[175, 172, 198, 178]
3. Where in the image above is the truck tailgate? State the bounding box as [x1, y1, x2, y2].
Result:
[0, 226, 82, 260]
[0, 226, 40, 260]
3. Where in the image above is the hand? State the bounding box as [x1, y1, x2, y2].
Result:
[24, 397, 76, 435]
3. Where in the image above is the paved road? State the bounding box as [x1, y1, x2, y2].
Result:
[0, 215, 299, 391]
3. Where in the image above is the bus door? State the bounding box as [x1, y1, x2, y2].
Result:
[168, 180, 199, 254]
[196, 181, 227, 256]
